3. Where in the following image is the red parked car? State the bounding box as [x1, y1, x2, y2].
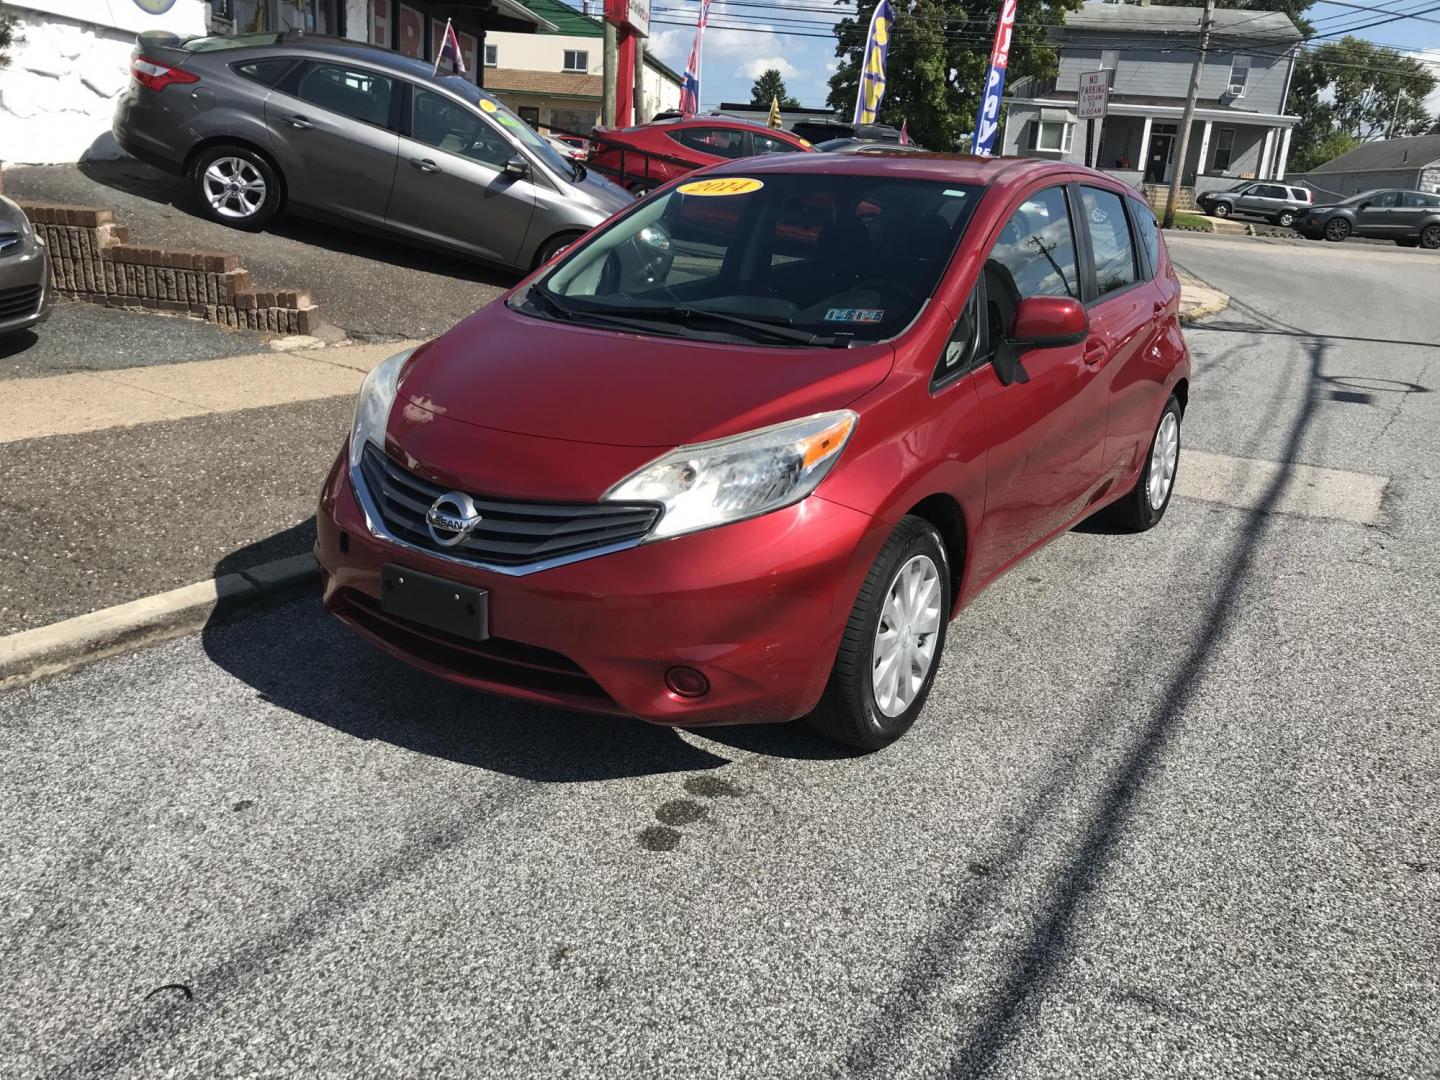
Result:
[317, 155, 1190, 750]
[587, 115, 813, 194]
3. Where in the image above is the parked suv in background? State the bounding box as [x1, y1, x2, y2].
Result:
[113, 32, 632, 270]
[317, 155, 1190, 751]
[1295, 189, 1440, 247]
[1197, 181, 1312, 227]
[587, 116, 813, 195]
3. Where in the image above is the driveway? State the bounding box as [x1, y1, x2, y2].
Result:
[4, 162, 519, 341]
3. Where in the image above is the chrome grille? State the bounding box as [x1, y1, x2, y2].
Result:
[358, 443, 660, 568]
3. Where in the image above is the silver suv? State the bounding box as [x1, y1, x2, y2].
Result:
[113, 32, 633, 271]
[1197, 182, 1313, 228]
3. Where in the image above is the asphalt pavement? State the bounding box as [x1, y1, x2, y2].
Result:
[1, 234, 1437, 1078]
[5, 163, 517, 340]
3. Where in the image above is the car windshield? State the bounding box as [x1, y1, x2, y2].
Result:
[528, 173, 981, 345]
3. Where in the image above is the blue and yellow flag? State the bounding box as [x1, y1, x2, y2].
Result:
[852, 0, 895, 126]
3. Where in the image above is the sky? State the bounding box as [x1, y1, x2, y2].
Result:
[625, 0, 1440, 118]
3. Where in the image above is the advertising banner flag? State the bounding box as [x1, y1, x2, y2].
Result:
[970, 0, 1017, 156]
[852, 0, 895, 126]
[433, 17, 466, 77]
[679, 0, 713, 116]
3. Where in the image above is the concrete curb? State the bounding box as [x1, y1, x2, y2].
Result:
[0, 552, 320, 691]
[1178, 272, 1231, 325]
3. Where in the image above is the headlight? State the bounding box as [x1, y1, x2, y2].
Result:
[348, 348, 413, 470]
[604, 410, 857, 540]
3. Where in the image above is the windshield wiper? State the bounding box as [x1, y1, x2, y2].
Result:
[564, 302, 841, 347]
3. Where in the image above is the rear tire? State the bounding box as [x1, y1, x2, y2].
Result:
[806, 516, 950, 751]
[1105, 396, 1182, 533]
[1421, 224, 1440, 250]
[1276, 209, 1297, 228]
[1211, 202, 1232, 218]
[191, 144, 282, 231]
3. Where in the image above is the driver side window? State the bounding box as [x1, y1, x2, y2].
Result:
[411, 88, 513, 168]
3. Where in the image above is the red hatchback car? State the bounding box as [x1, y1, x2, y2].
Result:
[587, 115, 813, 194]
[317, 154, 1190, 750]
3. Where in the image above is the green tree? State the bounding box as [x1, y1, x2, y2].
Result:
[828, 0, 1083, 152]
[750, 69, 801, 109]
[1135, 0, 1316, 38]
[1287, 36, 1437, 169]
[0, 7, 22, 70]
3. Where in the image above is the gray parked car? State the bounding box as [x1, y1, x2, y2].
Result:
[1196, 181, 1313, 227]
[0, 196, 55, 338]
[113, 32, 632, 270]
[1295, 189, 1440, 247]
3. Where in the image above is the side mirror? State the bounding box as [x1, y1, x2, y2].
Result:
[504, 156, 529, 179]
[1008, 296, 1089, 348]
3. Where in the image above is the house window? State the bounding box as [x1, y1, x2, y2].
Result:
[563, 49, 589, 73]
[485, 44, 498, 67]
[1212, 127, 1236, 171]
[1028, 120, 1072, 154]
[1227, 56, 1250, 97]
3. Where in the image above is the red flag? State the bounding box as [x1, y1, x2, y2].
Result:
[433, 18, 466, 77]
[900, 119, 910, 145]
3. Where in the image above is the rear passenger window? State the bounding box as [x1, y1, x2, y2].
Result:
[233, 58, 295, 88]
[1400, 191, 1440, 208]
[294, 63, 395, 128]
[1131, 200, 1160, 280]
[1078, 186, 1137, 297]
[667, 126, 747, 159]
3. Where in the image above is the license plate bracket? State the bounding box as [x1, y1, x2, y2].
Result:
[380, 564, 489, 642]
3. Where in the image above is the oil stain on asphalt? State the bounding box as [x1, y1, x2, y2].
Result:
[636, 773, 746, 851]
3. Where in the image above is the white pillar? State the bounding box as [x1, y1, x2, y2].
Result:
[1276, 126, 1293, 179]
[1196, 120, 1213, 180]
[1137, 115, 1153, 178]
[1259, 128, 1276, 180]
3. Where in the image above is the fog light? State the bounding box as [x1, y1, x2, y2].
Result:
[665, 666, 709, 698]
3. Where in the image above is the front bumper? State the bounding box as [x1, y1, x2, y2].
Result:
[0, 243, 54, 335]
[316, 446, 889, 726]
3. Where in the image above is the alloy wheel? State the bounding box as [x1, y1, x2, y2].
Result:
[1326, 218, 1350, 242]
[871, 554, 942, 718]
[202, 157, 267, 220]
[1148, 410, 1180, 510]
[1422, 225, 1440, 250]
[1278, 211, 1296, 227]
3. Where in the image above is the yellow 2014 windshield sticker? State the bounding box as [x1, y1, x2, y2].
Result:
[479, 99, 498, 113]
[677, 177, 764, 197]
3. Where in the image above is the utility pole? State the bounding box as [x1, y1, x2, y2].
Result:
[602, 21, 617, 127]
[1164, 0, 1214, 229]
[634, 37, 646, 124]
[1387, 90, 1403, 139]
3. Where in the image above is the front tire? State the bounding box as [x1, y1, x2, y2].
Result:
[192, 145, 282, 230]
[1106, 396, 1182, 533]
[1325, 218, 1351, 242]
[807, 516, 950, 751]
[532, 231, 581, 268]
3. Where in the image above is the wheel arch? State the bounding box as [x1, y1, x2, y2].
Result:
[185, 137, 288, 207]
[530, 228, 587, 270]
[1172, 377, 1189, 416]
[903, 493, 968, 616]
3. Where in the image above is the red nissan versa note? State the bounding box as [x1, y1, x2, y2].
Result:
[316, 153, 1190, 750]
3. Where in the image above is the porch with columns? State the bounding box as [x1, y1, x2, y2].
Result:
[1094, 106, 1295, 188]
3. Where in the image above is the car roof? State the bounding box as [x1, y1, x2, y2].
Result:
[697, 152, 1102, 192]
[188, 32, 455, 83]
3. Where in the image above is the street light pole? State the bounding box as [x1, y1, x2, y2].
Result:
[602, 21, 617, 127]
[1164, 0, 1214, 229]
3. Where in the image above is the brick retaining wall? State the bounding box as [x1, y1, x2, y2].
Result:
[17, 202, 320, 335]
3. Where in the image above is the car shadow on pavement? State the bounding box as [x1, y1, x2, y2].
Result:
[0, 328, 39, 360]
[202, 523, 733, 783]
[76, 160, 519, 289]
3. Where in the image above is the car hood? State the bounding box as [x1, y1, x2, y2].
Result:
[0, 195, 31, 233]
[390, 300, 894, 490]
[571, 167, 633, 216]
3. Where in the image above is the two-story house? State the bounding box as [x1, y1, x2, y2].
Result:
[1002, 2, 1303, 193]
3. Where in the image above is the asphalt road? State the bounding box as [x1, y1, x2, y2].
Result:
[5, 163, 516, 341]
[2, 234, 1437, 1078]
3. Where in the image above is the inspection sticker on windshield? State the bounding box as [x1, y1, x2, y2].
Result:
[478, 99, 498, 113]
[825, 308, 884, 324]
[677, 177, 764, 197]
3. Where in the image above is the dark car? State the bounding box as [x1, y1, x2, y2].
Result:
[0, 196, 55, 338]
[113, 31, 632, 270]
[317, 154, 1190, 751]
[1196, 181, 1313, 227]
[1295, 189, 1440, 247]
[586, 116, 813, 195]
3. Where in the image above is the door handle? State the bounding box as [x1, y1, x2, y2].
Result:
[1153, 300, 1166, 316]
[410, 158, 441, 174]
[1083, 337, 1110, 367]
[286, 115, 314, 130]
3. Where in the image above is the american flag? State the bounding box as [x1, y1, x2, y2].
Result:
[433, 18, 466, 77]
[679, 0, 712, 117]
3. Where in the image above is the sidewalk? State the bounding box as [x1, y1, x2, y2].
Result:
[1178, 271, 1229, 322]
